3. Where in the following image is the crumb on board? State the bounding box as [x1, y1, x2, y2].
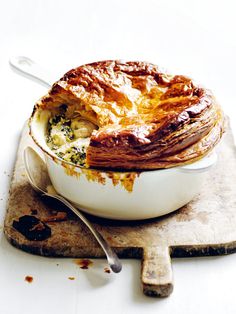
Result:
[74, 259, 93, 269]
[104, 267, 111, 274]
[68, 277, 75, 280]
[25, 276, 33, 283]
[43, 211, 67, 223]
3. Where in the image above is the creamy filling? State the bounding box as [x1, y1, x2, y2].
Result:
[46, 110, 97, 166]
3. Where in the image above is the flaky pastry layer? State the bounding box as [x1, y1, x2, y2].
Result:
[34, 60, 224, 170]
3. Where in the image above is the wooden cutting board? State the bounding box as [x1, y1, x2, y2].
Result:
[4, 121, 236, 297]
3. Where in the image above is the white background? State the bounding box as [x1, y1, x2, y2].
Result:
[0, 0, 236, 313]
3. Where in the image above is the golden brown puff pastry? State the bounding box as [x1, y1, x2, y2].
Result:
[35, 60, 224, 170]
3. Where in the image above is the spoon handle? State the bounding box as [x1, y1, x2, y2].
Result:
[45, 193, 122, 273]
[9, 56, 52, 87]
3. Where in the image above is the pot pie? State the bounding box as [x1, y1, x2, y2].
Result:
[30, 60, 224, 170]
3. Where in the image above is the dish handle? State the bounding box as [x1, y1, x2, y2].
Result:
[9, 56, 52, 87]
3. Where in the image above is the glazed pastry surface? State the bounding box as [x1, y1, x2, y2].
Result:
[34, 60, 224, 170]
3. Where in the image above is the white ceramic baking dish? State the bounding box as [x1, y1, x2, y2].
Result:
[30, 110, 217, 220]
[8, 56, 218, 220]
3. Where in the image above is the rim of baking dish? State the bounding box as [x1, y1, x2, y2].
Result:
[29, 110, 217, 174]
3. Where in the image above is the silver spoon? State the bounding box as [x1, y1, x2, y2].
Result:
[11, 57, 122, 272]
[24, 146, 122, 273]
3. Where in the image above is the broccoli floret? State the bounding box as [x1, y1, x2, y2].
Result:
[70, 146, 86, 166]
[59, 146, 87, 166]
[49, 114, 64, 125]
[60, 125, 74, 140]
[47, 114, 74, 148]
[55, 151, 64, 159]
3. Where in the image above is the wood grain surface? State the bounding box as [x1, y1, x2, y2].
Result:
[4, 121, 236, 297]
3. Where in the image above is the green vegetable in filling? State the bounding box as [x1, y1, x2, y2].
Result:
[56, 146, 86, 166]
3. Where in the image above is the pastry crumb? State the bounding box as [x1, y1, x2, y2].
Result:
[104, 267, 111, 273]
[68, 277, 75, 280]
[25, 275, 33, 283]
[43, 211, 67, 223]
[74, 259, 93, 269]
